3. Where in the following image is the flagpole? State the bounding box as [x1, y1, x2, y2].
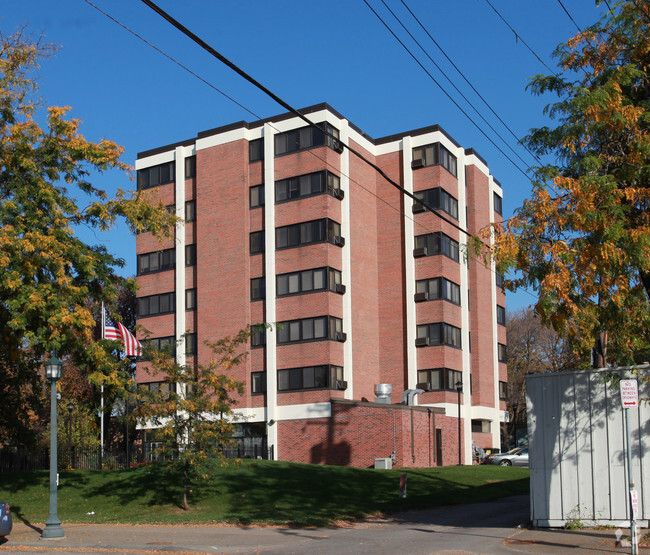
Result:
[100, 303, 105, 461]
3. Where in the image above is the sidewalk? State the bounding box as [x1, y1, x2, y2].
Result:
[0, 496, 646, 554]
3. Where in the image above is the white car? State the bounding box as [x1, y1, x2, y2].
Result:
[485, 447, 529, 467]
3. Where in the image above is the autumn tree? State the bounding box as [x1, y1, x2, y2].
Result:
[0, 29, 175, 443]
[133, 329, 249, 510]
[505, 308, 580, 443]
[492, 0, 650, 365]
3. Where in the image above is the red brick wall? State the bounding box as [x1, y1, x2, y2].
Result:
[278, 401, 450, 468]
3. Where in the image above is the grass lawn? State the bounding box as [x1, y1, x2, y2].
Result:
[0, 461, 529, 527]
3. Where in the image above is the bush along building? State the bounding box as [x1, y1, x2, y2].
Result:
[135, 103, 507, 467]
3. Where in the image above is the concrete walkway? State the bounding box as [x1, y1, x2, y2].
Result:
[0, 496, 645, 554]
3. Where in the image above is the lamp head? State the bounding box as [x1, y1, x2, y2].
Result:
[45, 355, 62, 381]
[455, 380, 463, 393]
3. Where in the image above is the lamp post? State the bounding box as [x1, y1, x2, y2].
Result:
[43, 355, 64, 539]
[455, 380, 463, 466]
[67, 403, 74, 470]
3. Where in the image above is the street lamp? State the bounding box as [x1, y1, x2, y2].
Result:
[42, 355, 64, 539]
[67, 403, 74, 470]
[455, 380, 463, 466]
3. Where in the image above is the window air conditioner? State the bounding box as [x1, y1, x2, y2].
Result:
[333, 235, 346, 247]
[335, 380, 348, 391]
[413, 246, 427, 258]
[412, 202, 426, 214]
[411, 158, 425, 169]
[335, 332, 347, 342]
[335, 283, 346, 295]
[415, 337, 430, 347]
[414, 291, 429, 302]
[416, 382, 432, 392]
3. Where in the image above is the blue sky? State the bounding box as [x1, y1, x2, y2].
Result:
[3, 0, 608, 311]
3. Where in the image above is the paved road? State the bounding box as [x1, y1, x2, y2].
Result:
[0, 495, 639, 554]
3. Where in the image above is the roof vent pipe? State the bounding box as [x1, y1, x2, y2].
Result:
[374, 383, 392, 404]
[401, 389, 425, 406]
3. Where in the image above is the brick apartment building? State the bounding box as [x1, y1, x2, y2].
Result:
[134, 103, 507, 467]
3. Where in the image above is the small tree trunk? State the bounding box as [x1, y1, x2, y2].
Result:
[183, 461, 191, 511]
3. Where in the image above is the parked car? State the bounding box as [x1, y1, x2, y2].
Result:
[485, 447, 529, 467]
[0, 501, 11, 537]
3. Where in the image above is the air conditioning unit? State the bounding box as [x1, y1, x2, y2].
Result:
[335, 331, 347, 342]
[412, 202, 426, 214]
[414, 291, 429, 302]
[415, 337, 430, 347]
[332, 140, 344, 153]
[416, 382, 432, 392]
[331, 188, 345, 200]
[411, 158, 425, 169]
[413, 246, 428, 258]
[333, 235, 346, 247]
[335, 380, 348, 391]
[335, 283, 346, 295]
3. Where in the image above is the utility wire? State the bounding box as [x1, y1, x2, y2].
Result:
[483, 0, 560, 78]
[82, 0, 261, 122]
[376, 0, 536, 169]
[83, 0, 473, 245]
[399, 0, 541, 165]
[87, 0, 538, 302]
[556, 0, 583, 33]
[362, 0, 530, 179]
[138, 0, 480, 238]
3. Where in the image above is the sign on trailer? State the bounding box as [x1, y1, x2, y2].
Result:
[620, 379, 638, 408]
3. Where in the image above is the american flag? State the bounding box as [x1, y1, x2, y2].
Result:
[103, 311, 143, 357]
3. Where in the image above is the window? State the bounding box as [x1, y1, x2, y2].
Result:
[416, 323, 462, 348]
[250, 277, 266, 301]
[249, 138, 264, 162]
[276, 267, 342, 297]
[276, 218, 342, 250]
[250, 231, 265, 255]
[278, 365, 344, 391]
[185, 289, 197, 311]
[495, 271, 504, 289]
[277, 316, 343, 345]
[145, 333, 196, 356]
[497, 305, 506, 326]
[412, 143, 457, 177]
[414, 188, 459, 220]
[138, 292, 175, 317]
[274, 122, 340, 156]
[472, 420, 491, 433]
[185, 156, 196, 179]
[137, 161, 175, 190]
[250, 185, 265, 208]
[185, 244, 196, 266]
[252, 371, 266, 394]
[415, 277, 460, 305]
[275, 170, 341, 203]
[498, 343, 507, 363]
[414, 232, 460, 262]
[140, 381, 177, 397]
[137, 248, 174, 275]
[493, 192, 503, 215]
[251, 325, 266, 348]
[185, 200, 196, 222]
[499, 381, 508, 400]
[417, 368, 462, 391]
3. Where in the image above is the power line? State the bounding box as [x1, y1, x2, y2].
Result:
[137, 0, 482, 239]
[83, 0, 471, 244]
[399, 0, 541, 165]
[82, 0, 261, 122]
[361, 0, 530, 179]
[87, 0, 536, 301]
[375, 0, 537, 169]
[482, 0, 560, 78]
[556, 0, 583, 34]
